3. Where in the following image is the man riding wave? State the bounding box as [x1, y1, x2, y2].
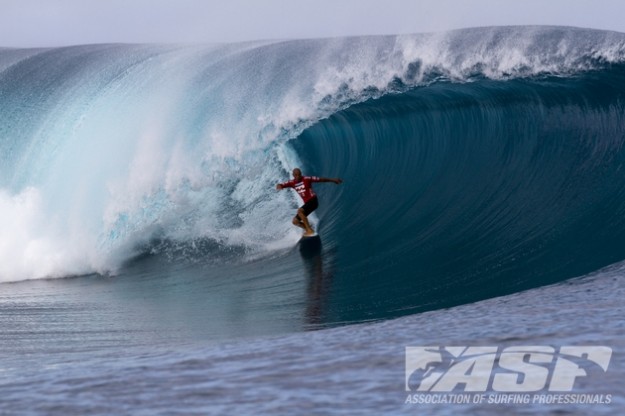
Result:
[276, 168, 342, 236]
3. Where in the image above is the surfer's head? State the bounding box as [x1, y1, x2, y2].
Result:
[292, 168, 302, 180]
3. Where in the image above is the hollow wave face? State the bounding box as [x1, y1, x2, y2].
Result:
[293, 67, 625, 321]
[1, 26, 625, 286]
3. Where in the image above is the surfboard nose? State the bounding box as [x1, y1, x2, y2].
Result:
[299, 235, 322, 258]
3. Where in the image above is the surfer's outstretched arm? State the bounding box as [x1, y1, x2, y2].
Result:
[315, 177, 343, 184]
[276, 181, 294, 190]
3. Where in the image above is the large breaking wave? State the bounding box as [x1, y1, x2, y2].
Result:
[1, 25, 625, 308]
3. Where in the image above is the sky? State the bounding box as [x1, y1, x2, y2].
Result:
[2, 0, 625, 47]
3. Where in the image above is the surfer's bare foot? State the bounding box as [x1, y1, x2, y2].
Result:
[303, 230, 315, 236]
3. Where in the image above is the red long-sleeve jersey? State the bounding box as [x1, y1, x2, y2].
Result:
[280, 176, 321, 203]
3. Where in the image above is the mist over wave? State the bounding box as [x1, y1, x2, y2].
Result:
[1, 26, 625, 283]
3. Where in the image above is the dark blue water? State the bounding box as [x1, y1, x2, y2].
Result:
[1, 27, 625, 414]
[293, 68, 625, 323]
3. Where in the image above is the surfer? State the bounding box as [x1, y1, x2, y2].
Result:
[276, 168, 342, 236]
